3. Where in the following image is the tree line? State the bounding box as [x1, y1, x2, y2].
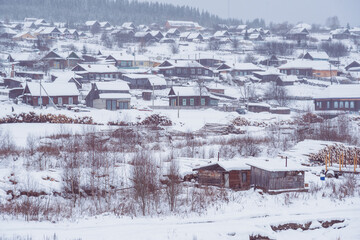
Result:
[0, 0, 240, 27]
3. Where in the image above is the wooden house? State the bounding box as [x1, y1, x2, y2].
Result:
[253, 69, 283, 82]
[66, 52, 84, 68]
[85, 21, 100, 30]
[248, 161, 306, 193]
[157, 60, 213, 78]
[15, 71, 44, 80]
[217, 62, 263, 77]
[331, 28, 350, 39]
[8, 53, 40, 68]
[345, 61, 360, 71]
[12, 31, 37, 41]
[34, 27, 61, 39]
[279, 60, 337, 78]
[85, 81, 131, 110]
[196, 58, 225, 68]
[247, 103, 271, 113]
[286, 27, 309, 41]
[165, 28, 180, 38]
[193, 161, 251, 190]
[276, 75, 297, 86]
[314, 84, 360, 112]
[165, 20, 202, 31]
[134, 32, 154, 43]
[259, 55, 286, 67]
[303, 51, 329, 61]
[186, 32, 203, 42]
[168, 86, 219, 107]
[72, 64, 123, 82]
[41, 51, 67, 69]
[150, 31, 164, 41]
[122, 74, 166, 89]
[122, 22, 136, 30]
[249, 33, 263, 41]
[23, 82, 80, 106]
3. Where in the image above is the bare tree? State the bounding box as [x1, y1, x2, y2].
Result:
[170, 42, 179, 54]
[264, 82, 289, 107]
[165, 160, 182, 212]
[131, 151, 160, 216]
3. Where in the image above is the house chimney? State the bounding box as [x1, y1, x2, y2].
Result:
[88, 65, 91, 68]
[10, 64, 15, 78]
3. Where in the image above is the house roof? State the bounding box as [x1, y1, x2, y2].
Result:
[25, 82, 79, 96]
[278, 75, 298, 82]
[279, 59, 335, 71]
[219, 62, 263, 71]
[287, 27, 309, 35]
[123, 74, 166, 86]
[166, 28, 180, 34]
[160, 60, 204, 68]
[9, 52, 40, 61]
[85, 21, 99, 26]
[305, 51, 329, 60]
[213, 31, 229, 37]
[99, 93, 131, 99]
[187, 32, 202, 39]
[247, 158, 306, 172]
[331, 28, 350, 35]
[74, 64, 120, 73]
[169, 86, 209, 97]
[314, 84, 360, 99]
[193, 161, 251, 171]
[95, 81, 130, 91]
[167, 20, 201, 28]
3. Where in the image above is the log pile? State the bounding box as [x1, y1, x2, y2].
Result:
[0, 112, 94, 124]
[197, 123, 245, 135]
[309, 144, 360, 165]
[140, 114, 172, 126]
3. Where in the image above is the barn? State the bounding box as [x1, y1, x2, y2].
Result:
[247, 160, 306, 193]
[193, 161, 251, 190]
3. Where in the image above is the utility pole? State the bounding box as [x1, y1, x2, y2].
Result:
[39, 78, 42, 108]
[177, 91, 180, 118]
[152, 83, 155, 107]
[329, 63, 333, 85]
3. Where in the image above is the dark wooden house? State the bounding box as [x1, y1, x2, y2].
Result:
[286, 27, 309, 42]
[248, 161, 306, 193]
[23, 82, 80, 106]
[259, 55, 286, 67]
[122, 74, 167, 89]
[157, 60, 213, 78]
[217, 63, 263, 77]
[331, 28, 350, 39]
[314, 84, 360, 112]
[15, 71, 44, 80]
[72, 64, 123, 82]
[345, 61, 360, 71]
[193, 161, 251, 190]
[168, 86, 219, 107]
[42, 51, 67, 69]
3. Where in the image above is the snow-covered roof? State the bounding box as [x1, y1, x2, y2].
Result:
[123, 74, 166, 86]
[179, 32, 190, 38]
[166, 28, 179, 34]
[247, 159, 306, 172]
[287, 27, 309, 35]
[305, 51, 329, 60]
[85, 21, 98, 26]
[221, 62, 263, 71]
[279, 59, 335, 71]
[134, 32, 151, 37]
[95, 81, 130, 91]
[187, 32, 202, 39]
[9, 52, 40, 61]
[194, 160, 251, 171]
[167, 20, 201, 28]
[25, 82, 79, 96]
[169, 86, 209, 97]
[213, 31, 229, 37]
[75, 64, 120, 73]
[160, 60, 204, 69]
[315, 84, 360, 99]
[99, 93, 131, 99]
[331, 28, 350, 35]
[278, 75, 298, 82]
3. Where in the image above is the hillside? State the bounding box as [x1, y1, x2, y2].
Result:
[0, 0, 239, 27]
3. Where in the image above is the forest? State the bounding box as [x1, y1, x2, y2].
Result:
[0, 0, 241, 27]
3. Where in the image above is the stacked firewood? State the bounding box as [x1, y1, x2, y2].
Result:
[309, 144, 360, 165]
[140, 114, 172, 126]
[197, 123, 245, 135]
[0, 112, 94, 124]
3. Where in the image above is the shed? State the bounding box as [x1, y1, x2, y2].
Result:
[247, 161, 306, 193]
[193, 161, 251, 190]
[247, 103, 271, 113]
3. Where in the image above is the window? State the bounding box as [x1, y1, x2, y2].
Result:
[350, 101, 355, 109]
[58, 97, 63, 106]
[334, 101, 338, 108]
[204, 70, 209, 75]
[242, 172, 247, 182]
[197, 68, 202, 74]
[296, 70, 300, 75]
[191, 68, 195, 75]
[190, 98, 194, 106]
[183, 69, 187, 74]
[339, 101, 344, 108]
[345, 101, 349, 108]
[69, 97, 73, 105]
[182, 99, 186, 106]
[201, 98, 205, 106]
[177, 68, 181, 74]
[239, 71, 243, 76]
[316, 101, 322, 108]
[38, 97, 42, 106]
[327, 101, 330, 109]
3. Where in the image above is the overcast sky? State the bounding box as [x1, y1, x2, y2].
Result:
[138, 0, 359, 26]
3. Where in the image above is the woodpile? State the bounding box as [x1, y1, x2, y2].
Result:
[140, 114, 172, 126]
[298, 112, 324, 124]
[309, 144, 360, 165]
[0, 112, 94, 125]
[197, 123, 245, 135]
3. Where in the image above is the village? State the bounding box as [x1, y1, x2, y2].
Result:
[0, 10, 360, 240]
